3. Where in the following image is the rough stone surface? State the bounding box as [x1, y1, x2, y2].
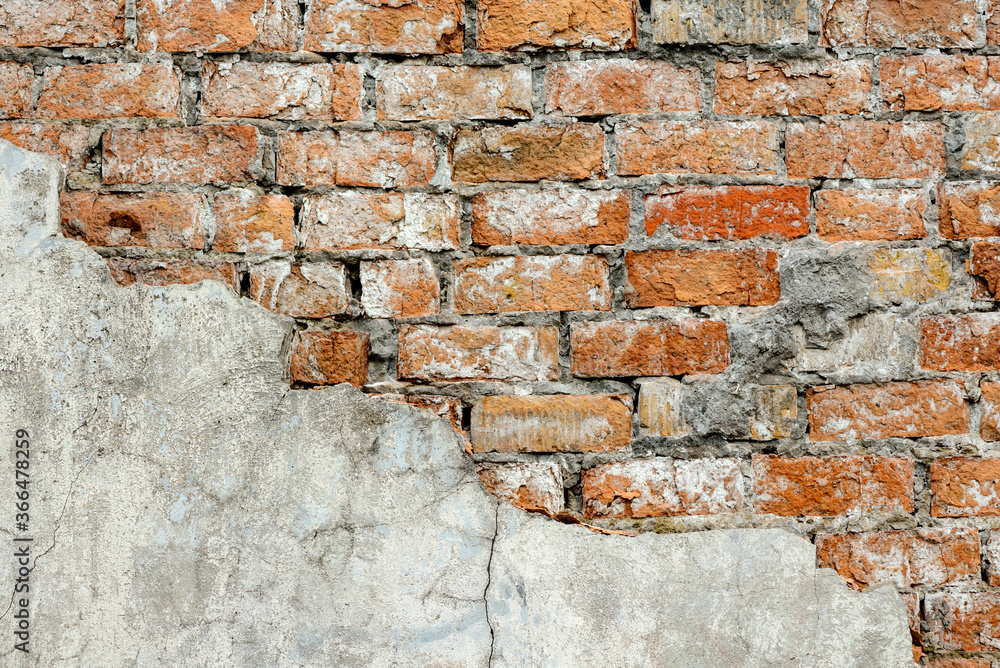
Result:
[652, 0, 807, 44]
[377, 65, 531, 120]
[939, 182, 1000, 238]
[451, 124, 605, 183]
[617, 120, 779, 176]
[820, 0, 977, 47]
[136, 0, 299, 52]
[715, 59, 872, 115]
[37, 63, 181, 119]
[546, 59, 700, 116]
[881, 55, 1000, 111]
[303, 0, 464, 53]
[477, 462, 564, 514]
[61, 191, 207, 249]
[0, 0, 125, 46]
[815, 189, 927, 241]
[360, 258, 441, 318]
[249, 261, 352, 318]
[477, 0, 636, 51]
[213, 192, 295, 253]
[471, 188, 630, 245]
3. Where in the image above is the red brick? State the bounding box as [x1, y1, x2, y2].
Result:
[970, 241, 1000, 298]
[398, 325, 558, 382]
[882, 55, 1000, 112]
[815, 528, 980, 590]
[820, 0, 977, 47]
[451, 124, 605, 183]
[991, 0, 1000, 44]
[545, 59, 699, 116]
[136, 0, 298, 52]
[37, 64, 180, 119]
[583, 458, 743, 519]
[471, 189, 630, 246]
[303, 0, 463, 54]
[201, 62, 362, 121]
[290, 330, 369, 387]
[377, 65, 531, 120]
[816, 189, 927, 242]
[644, 185, 809, 240]
[922, 314, 1000, 371]
[62, 191, 206, 249]
[616, 120, 779, 176]
[477, 462, 564, 514]
[625, 249, 780, 307]
[249, 262, 350, 319]
[714, 60, 872, 116]
[0, 0, 125, 47]
[753, 455, 914, 517]
[213, 193, 294, 253]
[931, 457, 1000, 517]
[939, 182, 1000, 239]
[0, 63, 33, 119]
[107, 258, 238, 291]
[102, 126, 260, 185]
[453, 255, 611, 314]
[926, 592, 1000, 651]
[786, 121, 945, 179]
[375, 394, 464, 433]
[570, 319, 729, 377]
[0, 123, 91, 172]
[360, 259, 440, 318]
[477, 0, 636, 51]
[981, 381, 1000, 441]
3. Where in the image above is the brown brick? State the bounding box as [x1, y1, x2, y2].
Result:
[807, 380, 969, 441]
[645, 185, 809, 240]
[932, 457, 1000, 517]
[0, 63, 33, 119]
[290, 330, 369, 387]
[0, 123, 91, 172]
[477, 462, 564, 514]
[107, 258, 238, 291]
[786, 121, 945, 179]
[616, 120, 779, 176]
[303, 0, 463, 54]
[820, 0, 977, 47]
[377, 65, 531, 120]
[102, 126, 259, 185]
[453, 255, 611, 314]
[477, 0, 636, 51]
[971, 241, 1000, 298]
[939, 182, 1000, 238]
[922, 314, 1000, 371]
[376, 394, 464, 433]
[652, 0, 807, 44]
[201, 62, 362, 121]
[0, 0, 125, 47]
[926, 592, 1000, 651]
[816, 189, 927, 241]
[928, 658, 992, 668]
[882, 55, 1000, 112]
[571, 319, 729, 377]
[360, 259, 440, 318]
[277, 130, 436, 187]
[545, 59, 699, 116]
[397, 325, 559, 382]
[62, 191, 206, 249]
[753, 454, 914, 516]
[249, 262, 350, 319]
[583, 458, 744, 519]
[815, 528, 981, 590]
[625, 249, 780, 307]
[136, 0, 298, 52]
[451, 124, 604, 183]
[868, 248, 950, 304]
[37, 64, 179, 119]
[714, 60, 872, 116]
[213, 193, 294, 253]
[471, 189, 630, 246]
[982, 381, 1000, 441]
[470, 395, 632, 453]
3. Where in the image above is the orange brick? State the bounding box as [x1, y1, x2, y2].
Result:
[397, 325, 559, 382]
[471, 189, 630, 246]
[213, 193, 294, 253]
[927, 658, 993, 668]
[0, 63, 33, 119]
[360, 259, 441, 318]
[249, 262, 350, 319]
[583, 458, 743, 519]
[971, 241, 1000, 298]
[714, 60, 872, 116]
[37, 64, 179, 119]
[922, 314, 1000, 371]
[625, 249, 780, 307]
[816, 189, 927, 241]
[786, 121, 945, 179]
[290, 330, 369, 387]
[882, 55, 1000, 111]
[477, 0, 636, 51]
[470, 395, 632, 453]
[932, 457, 1000, 516]
[981, 381, 1000, 441]
[753, 455, 914, 517]
[820, 0, 977, 47]
[807, 380, 969, 441]
[102, 126, 260, 185]
[377, 65, 531, 120]
[277, 130, 436, 187]
[451, 124, 604, 183]
[478, 462, 564, 514]
[107, 258, 238, 291]
[939, 182, 1000, 239]
[0, 123, 91, 172]
[616, 120, 779, 176]
[201, 62, 362, 121]
[303, 0, 463, 53]
[136, 0, 298, 52]
[644, 185, 809, 240]
[545, 59, 699, 116]
[926, 592, 1000, 650]
[570, 319, 729, 377]
[376, 394, 464, 432]
[62, 191, 206, 249]
[815, 528, 980, 590]
[0, 0, 125, 47]
[453, 255, 611, 314]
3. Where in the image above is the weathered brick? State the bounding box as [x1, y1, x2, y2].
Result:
[360, 259, 440, 318]
[714, 60, 872, 116]
[981, 381, 1000, 441]
[786, 121, 945, 179]
[637, 379, 689, 437]
[0, 0, 125, 47]
[136, 0, 298, 52]
[0, 123, 91, 172]
[652, 0, 807, 44]
[750, 385, 798, 441]
[375, 394, 463, 432]
[970, 241, 1000, 298]
[545, 59, 699, 116]
[477, 462, 564, 514]
[922, 314, 1000, 371]
[470, 395, 632, 453]
[820, 0, 977, 47]
[926, 592, 1000, 651]
[793, 313, 914, 379]
[0, 63, 33, 119]
[882, 55, 1000, 112]
[249, 262, 350, 319]
[303, 0, 463, 53]
[451, 124, 604, 183]
[571, 319, 729, 377]
[290, 330, 369, 387]
[201, 62, 362, 121]
[868, 248, 950, 303]
[808, 380, 969, 441]
[645, 185, 809, 240]
[753, 455, 914, 516]
[102, 126, 259, 185]
[397, 325, 559, 382]
[107, 258, 238, 291]
[377, 65, 531, 120]
[453, 255, 611, 314]
[815, 528, 981, 590]
[477, 0, 636, 51]
[471, 189, 630, 246]
[939, 182, 1000, 238]
[960, 113, 1000, 172]
[213, 192, 295, 253]
[62, 191, 206, 249]
[616, 120, 778, 176]
[986, 533, 1000, 587]
[932, 457, 1000, 517]
[299, 192, 460, 251]
[625, 249, 780, 307]
[583, 458, 744, 519]
[37, 64, 179, 119]
[927, 658, 992, 668]
[816, 189, 927, 241]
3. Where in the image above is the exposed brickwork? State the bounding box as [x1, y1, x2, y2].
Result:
[714, 60, 872, 116]
[570, 320, 729, 377]
[249, 262, 351, 319]
[62, 191, 206, 249]
[546, 60, 699, 116]
[625, 249, 779, 307]
[644, 186, 809, 240]
[616, 121, 779, 176]
[815, 189, 927, 242]
[38, 64, 181, 119]
[451, 124, 605, 183]
[290, 330, 369, 387]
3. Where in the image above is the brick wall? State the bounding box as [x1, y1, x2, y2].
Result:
[4, 0, 1000, 661]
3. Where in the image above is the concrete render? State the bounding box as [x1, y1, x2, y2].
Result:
[0, 140, 911, 666]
